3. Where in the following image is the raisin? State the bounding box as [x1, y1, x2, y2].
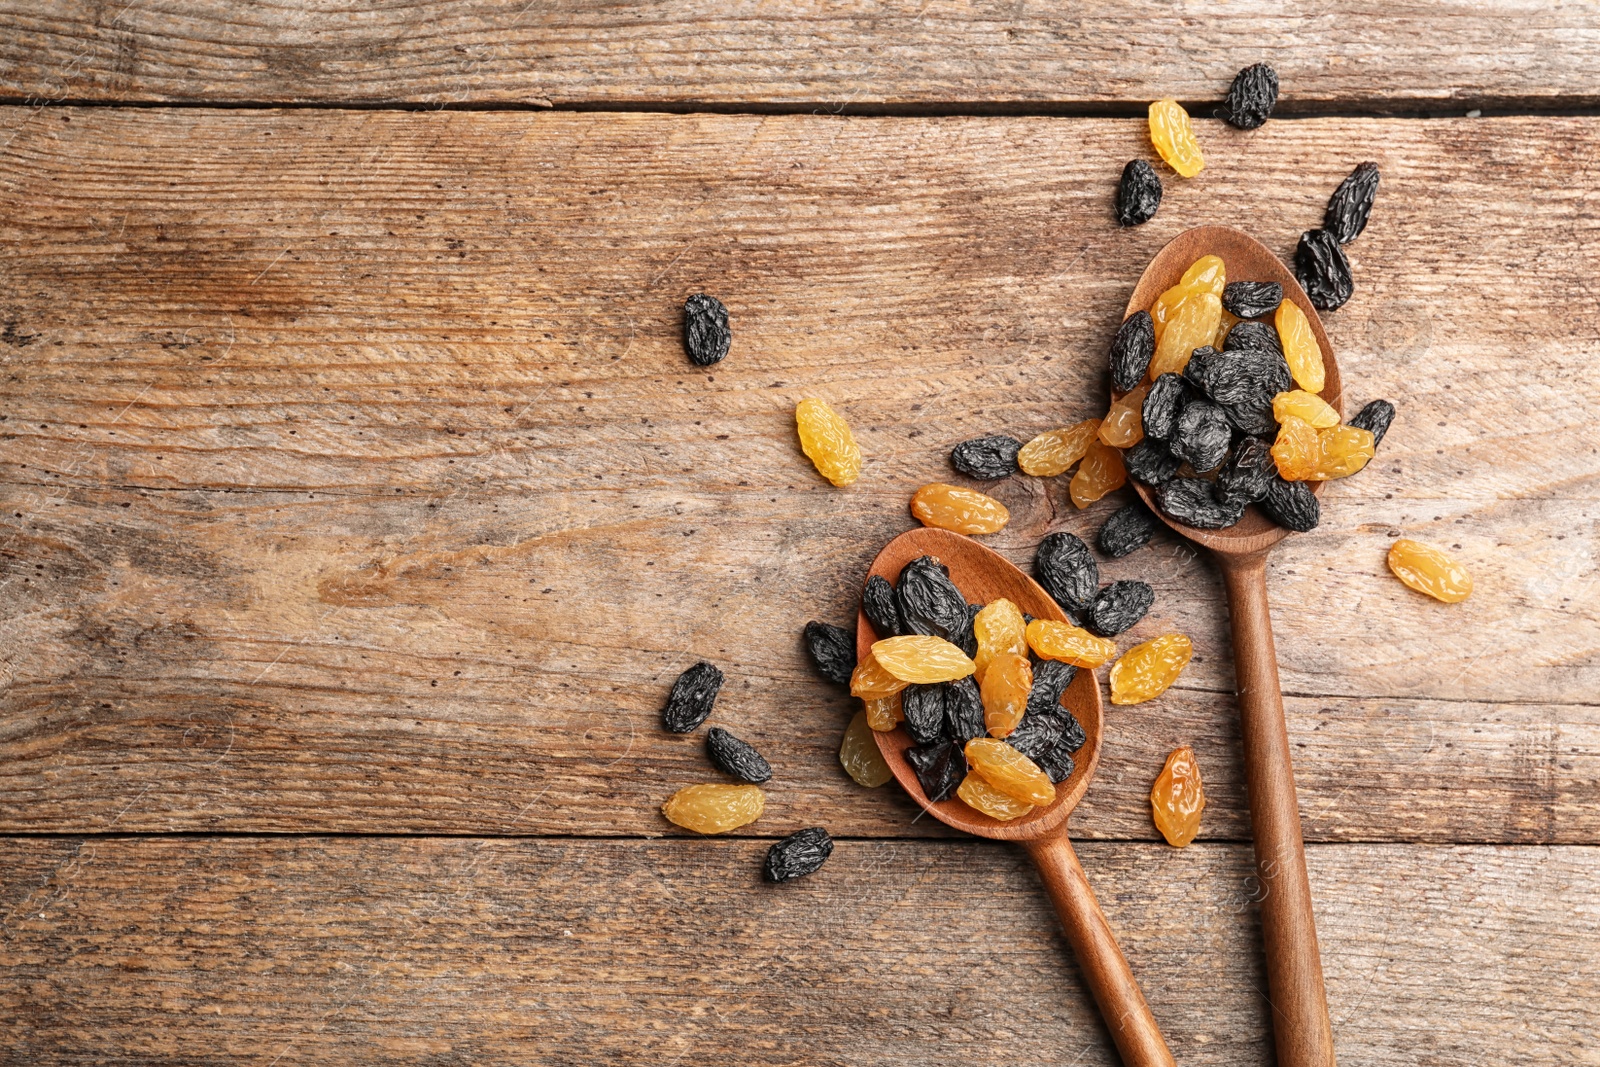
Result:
[1349, 399, 1395, 448]
[862, 574, 905, 638]
[972, 598, 1027, 682]
[896, 555, 969, 644]
[980, 651, 1032, 738]
[950, 435, 1023, 480]
[1295, 229, 1354, 312]
[803, 621, 856, 687]
[850, 654, 909, 699]
[1089, 580, 1155, 637]
[1071, 441, 1127, 508]
[706, 727, 773, 784]
[1124, 440, 1182, 486]
[1213, 308, 1240, 350]
[1274, 299, 1325, 393]
[1018, 420, 1101, 477]
[1005, 708, 1064, 764]
[944, 675, 987, 744]
[764, 827, 833, 882]
[1058, 712, 1087, 754]
[795, 397, 862, 486]
[1099, 383, 1149, 448]
[1222, 280, 1284, 319]
[906, 739, 968, 802]
[1115, 159, 1163, 226]
[1035, 740, 1077, 785]
[1215, 436, 1275, 507]
[911, 483, 1010, 535]
[1273, 389, 1339, 429]
[1152, 257, 1227, 347]
[1309, 425, 1375, 480]
[662, 662, 724, 733]
[1222, 62, 1278, 130]
[1225, 320, 1284, 357]
[1035, 532, 1099, 619]
[1109, 310, 1157, 392]
[1170, 398, 1232, 473]
[683, 294, 731, 366]
[1150, 292, 1221, 379]
[966, 738, 1056, 806]
[1025, 619, 1118, 669]
[1024, 659, 1079, 720]
[1110, 634, 1193, 705]
[1388, 539, 1472, 603]
[862, 692, 903, 732]
[662, 783, 765, 834]
[1185, 344, 1292, 425]
[1148, 99, 1205, 177]
[1142, 372, 1191, 443]
[839, 709, 893, 787]
[898, 683, 948, 745]
[1098, 501, 1159, 558]
[954, 602, 981, 659]
[1325, 161, 1380, 245]
[1271, 415, 1321, 481]
[1260, 475, 1320, 532]
[1156, 477, 1245, 529]
[957, 771, 1034, 821]
[1151, 746, 1205, 847]
[871, 635, 975, 684]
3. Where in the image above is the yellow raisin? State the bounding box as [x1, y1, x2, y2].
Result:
[863, 692, 903, 732]
[1308, 425, 1374, 480]
[1274, 300, 1325, 393]
[1099, 383, 1149, 448]
[871, 635, 976, 683]
[1151, 255, 1226, 343]
[1018, 419, 1102, 476]
[1026, 619, 1117, 668]
[972, 598, 1027, 683]
[1149, 292, 1221, 379]
[1070, 441, 1127, 508]
[1213, 308, 1240, 349]
[910, 483, 1010, 535]
[1272, 389, 1339, 429]
[662, 783, 765, 834]
[1150, 746, 1205, 847]
[965, 738, 1056, 806]
[1148, 99, 1205, 178]
[980, 651, 1032, 738]
[957, 771, 1034, 821]
[1270, 415, 1321, 481]
[850, 653, 909, 699]
[795, 397, 862, 487]
[1388, 539, 1473, 603]
[1110, 634, 1194, 705]
[840, 709, 893, 786]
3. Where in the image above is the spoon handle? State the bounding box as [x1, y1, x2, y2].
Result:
[1218, 553, 1337, 1067]
[1025, 835, 1175, 1067]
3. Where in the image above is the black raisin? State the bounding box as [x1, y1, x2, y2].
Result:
[802, 621, 855, 687]
[950, 435, 1022, 480]
[1324, 162, 1380, 245]
[944, 676, 986, 744]
[1225, 320, 1285, 357]
[683, 294, 730, 366]
[1185, 345, 1291, 436]
[1035, 533, 1098, 620]
[905, 740, 967, 803]
[1170, 398, 1232, 473]
[954, 602, 981, 660]
[1025, 659, 1078, 720]
[1109, 309, 1157, 392]
[1142, 372, 1191, 443]
[1157, 477, 1245, 529]
[1348, 399, 1395, 448]
[1295, 229, 1354, 311]
[1123, 440, 1182, 486]
[1097, 501, 1159, 558]
[1115, 159, 1162, 227]
[1260, 475, 1320, 532]
[1058, 711, 1087, 754]
[901, 683, 950, 746]
[1006, 709, 1065, 763]
[1222, 281, 1284, 319]
[1222, 62, 1278, 130]
[1216, 436, 1276, 508]
[661, 661, 724, 733]
[763, 827, 833, 882]
[1088, 580, 1154, 637]
[896, 556, 968, 643]
[862, 574, 904, 638]
[706, 727, 772, 784]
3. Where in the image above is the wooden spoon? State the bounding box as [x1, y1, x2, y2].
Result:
[863, 527, 1174, 1067]
[1118, 225, 1339, 1067]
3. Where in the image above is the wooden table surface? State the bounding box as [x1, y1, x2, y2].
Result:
[2, 4, 1596, 1064]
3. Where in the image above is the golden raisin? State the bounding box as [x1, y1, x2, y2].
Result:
[1148, 99, 1205, 178]
[863, 692, 903, 732]
[1274, 300, 1325, 393]
[910, 483, 1010, 535]
[965, 738, 1056, 806]
[850, 653, 909, 699]
[972, 598, 1027, 683]
[871, 635, 976, 684]
[662, 783, 766, 834]
[957, 771, 1034, 821]
[1099, 383, 1149, 448]
[1388, 539, 1473, 603]
[1152, 255, 1227, 343]
[1070, 441, 1127, 508]
[1308, 425, 1374, 480]
[1149, 292, 1221, 379]
[1272, 389, 1339, 429]
[1026, 619, 1117, 668]
[1018, 420, 1101, 477]
[979, 651, 1032, 738]
[1150, 746, 1205, 847]
[1270, 415, 1321, 481]
[1110, 634, 1193, 705]
[795, 397, 862, 487]
[840, 709, 893, 786]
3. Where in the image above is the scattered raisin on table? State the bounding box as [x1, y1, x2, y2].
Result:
[901, 683, 950, 745]
[1110, 634, 1193, 705]
[966, 738, 1056, 806]
[796, 397, 862, 486]
[1273, 389, 1340, 429]
[871, 635, 976, 684]
[980, 651, 1033, 738]
[1019, 420, 1101, 477]
[1150, 746, 1205, 847]
[683, 294, 730, 366]
[1156, 477, 1244, 529]
[950, 435, 1023, 480]
[862, 574, 905, 638]
[803, 621, 856, 686]
[662, 662, 725, 733]
[1142, 372, 1191, 443]
[1035, 532, 1099, 619]
[1222, 62, 1278, 130]
[1226, 319, 1284, 357]
[1170, 398, 1232, 473]
[911, 483, 1011, 535]
[706, 727, 773, 784]
[662, 783, 765, 834]
[1099, 383, 1149, 448]
[1026, 619, 1118, 668]
[957, 771, 1034, 821]
[1124, 440, 1182, 486]
[1325, 161, 1380, 244]
[906, 739, 967, 802]
[1098, 501, 1160, 558]
[1260, 475, 1320, 532]
[1071, 441, 1127, 507]
[1388, 539, 1472, 603]
[944, 675, 987, 744]
[839, 709, 893, 787]
[1109, 310, 1157, 392]
[1274, 300, 1325, 392]
[1295, 229, 1354, 311]
[1116, 159, 1163, 226]
[1222, 280, 1284, 319]
[896, 555, 969, 644]
[972, 598, 1028, 682]
[1349, 399, 1396, 448]
[1089, 580, 1155, 637]
[1216, 436, 1276, 508]
[764, 828, 833, 882]
[1148, 99, 1206, 177]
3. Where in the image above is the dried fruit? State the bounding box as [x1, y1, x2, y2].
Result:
[1058, 712, 1087, 754]
[1018, 420, 1101, 477]
[1215, 436, 1276, 507]
[1185, 344, 1292, 436]
[1005, 708, 1064, 764]
[871, 635, 975, 683]
[850, 654, 909, 699]
[1295, 229, 1354, 311]
[1098, 501, 1159, 558]
[1169, 398, 1232, 473]
[1150, 292, 1221, 379]
[764, 828, 833, 882]
[662, 783, 765, 834]
[966, 738, 1056, 806]
[1273, 389, 1339, 429]
[862, 574, 905, 638]
[950, 435, 1023, 480]
[895, 555, 969, 644]
[1089, 580, 1155, 637]
[1148, 99, 1205, 178]
[981, 651, 1033, 738]
[1035, 532, 1098, 619]
[1348, 399, 1395, 448]
[972, 598, 1027, 682]
[1260, 475, 1320, 532]
[1026, 619, 1117, 669]
[662, 662, 725, 733]
[1309, 425, 1374, 480]
[1024, 659, 1079, 720]
[1225, 320, 1284, 357]
[1213, 308, 1240, 349]
[1222, 62, 1279, 130]
[706, 727, 773, 783]
[683, 294, 731, 366]
[906, 739, 967, 802]
[1152, 256, 1226, 343]
[1116, 159, 1163, 226]
[944, 675, 987, 744]
[1388, 539, 1472, 603]
[1150, 746, 1205, 847]
[901, 683, 951, 745]
[1156, 477, 1245, 530]
[1222, 280, 1284, 319]
[911, 483, 1010, 535]
[1099, 383, 1149, 448]
[840, 709, 893, 786]
[953, 602, 981, 659]
[796, 397, 862, 486]
[1035, 739, 1077, 785]
[957, 770, 1035, 821]
[1271, 415, 1322, 481]
[862, 692, 903, 732]
[1071, 441, 1127, 508]
[1110, 634, 1193, 705]
[1325, 162, 1380, 244]
[1141, 373, 1191, 443]
[1109, 310, 1157, 392]
[803, 621, 856, 687]
[1123, 440, 1182, 486]
[1275, 299, 1325, 392]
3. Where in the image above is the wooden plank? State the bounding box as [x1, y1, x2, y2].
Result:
[2, 1, 1598, 110]
[2, 836, 1595, 1064]
[0, 109, 1596, 837]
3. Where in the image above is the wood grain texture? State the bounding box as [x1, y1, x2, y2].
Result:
[2, 1, 1599, 110]
[2, 836, 1596, 1065]
[0, 109, 1596, 837]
